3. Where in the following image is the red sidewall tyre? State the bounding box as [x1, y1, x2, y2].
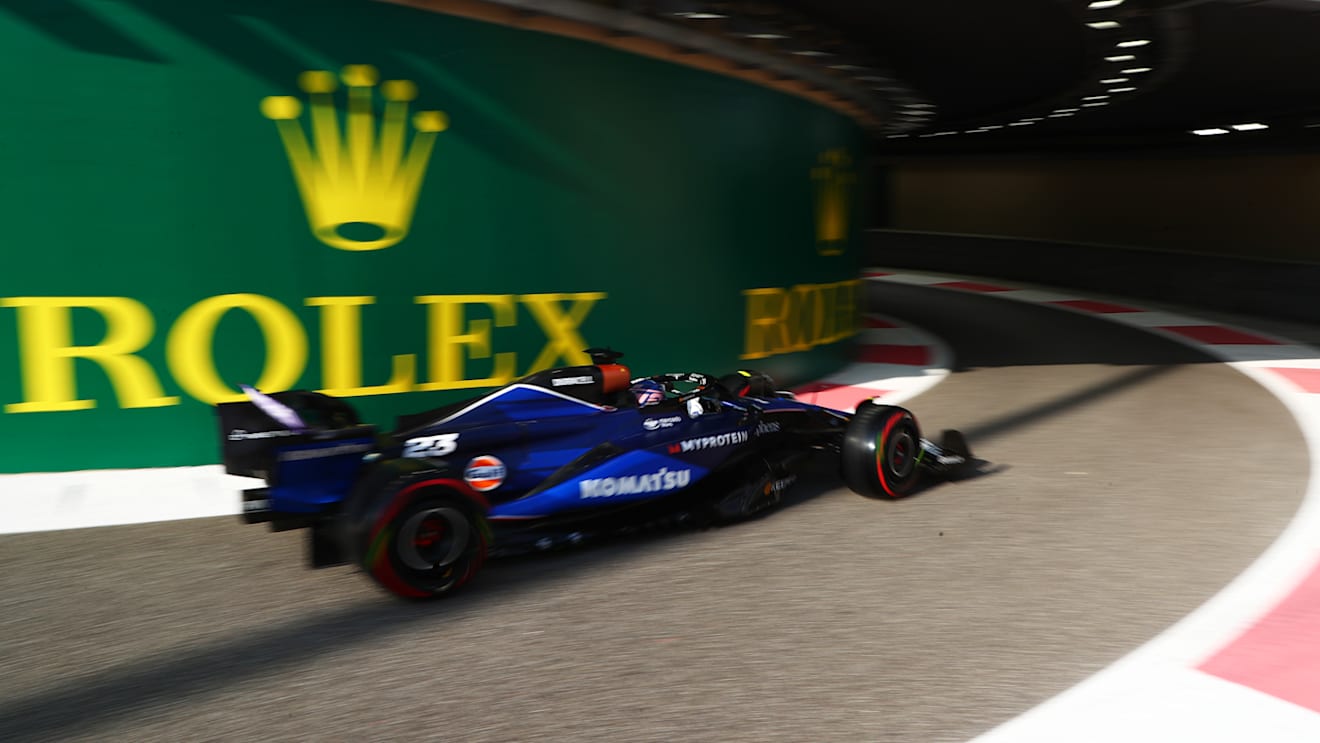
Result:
[350, 479, 490, 600]
[841, 403, 923, 499]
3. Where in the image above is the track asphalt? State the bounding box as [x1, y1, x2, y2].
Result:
[0, 274, 1312, 742]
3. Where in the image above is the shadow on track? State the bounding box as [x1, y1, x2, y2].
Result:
[0, 469, 847, 742]
[0, 289, 1238, 741]
[960, 365, 1177, 443]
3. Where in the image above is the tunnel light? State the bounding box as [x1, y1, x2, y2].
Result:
[1048, 112, 1076, 117]
[1116, 39, 1151, 48]
[1088, 0, 1125, 8]
[1100, 77, 1128, 84]
[1082, 94, 1110, 100]
[1121, 67, 1152, 74]
[982, 124, 1005, 129]
[1053, 107, 1081, 113]
[1019, 117, 1044, 122]
[1231, 123, 1269, 131]
[1108, 87, 1137, 93]
[661, 2, 728, 21]
[1087, 21, 1122, 29]
[1008, 121, 1035, 126]
[886, 134, 911, 139]
[1191, 128, 1229, 136]
[1081, 101, 1110, 107]
[1105, 54, 1137, 62]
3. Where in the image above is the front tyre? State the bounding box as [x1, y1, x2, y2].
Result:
[841, 402, 923, 499]
[351, 483, 490, 599]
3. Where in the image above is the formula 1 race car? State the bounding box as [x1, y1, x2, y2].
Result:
[217, 349, 970, 599]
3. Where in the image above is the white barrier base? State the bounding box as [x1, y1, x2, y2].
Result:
[0, 466, 260, 534]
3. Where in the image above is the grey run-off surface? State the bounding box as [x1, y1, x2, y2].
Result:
[0, 281, 1306, 742]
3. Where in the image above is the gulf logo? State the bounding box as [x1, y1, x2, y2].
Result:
[463, 455, 507, 492]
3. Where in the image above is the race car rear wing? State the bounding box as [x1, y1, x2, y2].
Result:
[215, 390, 376, 480]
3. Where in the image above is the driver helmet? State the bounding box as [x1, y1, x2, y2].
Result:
[630, 379, 666, 407]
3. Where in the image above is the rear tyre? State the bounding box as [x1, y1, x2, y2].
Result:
[349, 482, 489, 599]
[841, 402, 923, 499]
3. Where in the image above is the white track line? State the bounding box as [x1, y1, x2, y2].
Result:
[865, 268, 1320, 742]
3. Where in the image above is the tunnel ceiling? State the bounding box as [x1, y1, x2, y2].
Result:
[776, 0, 1320, 156]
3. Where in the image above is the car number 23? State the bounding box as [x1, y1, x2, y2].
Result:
[402, 433, 460, 458]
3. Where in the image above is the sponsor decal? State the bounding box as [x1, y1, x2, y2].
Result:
[764, 474, 797, 496]
[278, 442, 373, 462]
[740, 279, 861, 360]
[811, 148, 855, 256]
[668, 429, 750, 454]
[580, 467, 692, 498]
[1, 291, 607, 410]
[551, 375, 594, 387]
[464, 455, 507, 492]
[402, 432, 460, 458]
[755, 421, 782, 435]
[261, 65, 447, 253]
[227, 428, 300, 442]
[642, 415, 683, 431]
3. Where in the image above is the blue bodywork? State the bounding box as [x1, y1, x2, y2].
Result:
[258, 382, 839, 521]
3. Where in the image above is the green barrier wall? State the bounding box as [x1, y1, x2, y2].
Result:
[0, 0, 866, 474]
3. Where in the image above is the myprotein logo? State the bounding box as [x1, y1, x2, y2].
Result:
[579, 468, 691, 498]
[668, 430, 749, 454]
[261, 65, 447, 252]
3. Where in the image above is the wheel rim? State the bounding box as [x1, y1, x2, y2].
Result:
[885, 428, 917, 480]
[397, 507, 470, 571]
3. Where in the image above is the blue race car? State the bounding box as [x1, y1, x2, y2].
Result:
[217, 349, 969, 599]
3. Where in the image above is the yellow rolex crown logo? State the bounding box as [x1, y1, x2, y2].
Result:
[261, 65, 448, 252]
[811, 148, 855, 256]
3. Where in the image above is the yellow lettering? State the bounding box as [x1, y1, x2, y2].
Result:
[740, 280, 860, 360]
[818, 283, 838, 344]
[837, 279, 859, 340]
[415, 295, 516, 391]
[306, 296, 416, 397]
[740, 288, 787, 361]
[3, 297, 179, 413]
[785, 284, 819, 352]
[519, 292, 606, 373]
[166, 294, 307, 404]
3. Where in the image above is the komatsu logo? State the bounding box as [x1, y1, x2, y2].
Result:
[579, 468, 692, 498]
[670, 430, 749, 454]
